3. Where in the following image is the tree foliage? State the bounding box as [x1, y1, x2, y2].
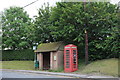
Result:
[34, 2, 119, 60]
[33, 3, 54, 43]
[1, 7, 33, 50]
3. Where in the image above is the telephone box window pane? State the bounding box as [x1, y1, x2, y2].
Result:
[66, 66, 69, 68]
[74, 59, 76, 62]
[73, 50, 77, 66]
[66, 61, 69, 63]
[74, 61, 76, 64]
[73, 50, 76, 54]
[66, 50, 69, 53]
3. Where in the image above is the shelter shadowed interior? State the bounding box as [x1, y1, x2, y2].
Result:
[43, 52, 50, 70]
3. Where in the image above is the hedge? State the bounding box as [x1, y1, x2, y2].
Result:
[2, 49, 34, 61]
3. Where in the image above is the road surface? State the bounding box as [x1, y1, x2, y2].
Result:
[1, 70, 71, 78]
[1, 70, 118, 80]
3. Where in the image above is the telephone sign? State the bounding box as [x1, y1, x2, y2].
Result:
[64, 44, 78, 72]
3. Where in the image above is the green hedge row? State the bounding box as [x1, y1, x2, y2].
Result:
[2, 49, 34, 61]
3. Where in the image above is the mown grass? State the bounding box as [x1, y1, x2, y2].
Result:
[1, 58, 118, 77]
[1, 61, 34, 70]
[75, 58, 118, 77]
[48, 68, 64, 72]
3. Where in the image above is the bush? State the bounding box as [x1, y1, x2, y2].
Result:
[2, 49, 34, 61]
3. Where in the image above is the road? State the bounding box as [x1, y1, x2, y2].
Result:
[1, 70, 118, 80]
[1, 70, 71, 78]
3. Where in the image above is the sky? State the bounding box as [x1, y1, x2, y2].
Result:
[0, 0, 119, 18]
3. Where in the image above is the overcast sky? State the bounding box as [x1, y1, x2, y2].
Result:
[0, 0, 119, 18]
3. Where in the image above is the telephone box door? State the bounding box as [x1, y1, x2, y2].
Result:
[72, 47, 78, 71]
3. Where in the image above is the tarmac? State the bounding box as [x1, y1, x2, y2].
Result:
[1, 69, 119, 79]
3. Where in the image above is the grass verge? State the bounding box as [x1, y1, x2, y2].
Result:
[75, 58, 118, 77]
[1, 61, 34, 70]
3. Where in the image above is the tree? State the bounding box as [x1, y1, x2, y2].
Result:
[1, 6, 33, 50]
[50, 2, 119, 60]
[33, 3, 54, 43]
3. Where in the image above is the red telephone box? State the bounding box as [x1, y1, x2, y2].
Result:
[64, 44, 78, 72]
